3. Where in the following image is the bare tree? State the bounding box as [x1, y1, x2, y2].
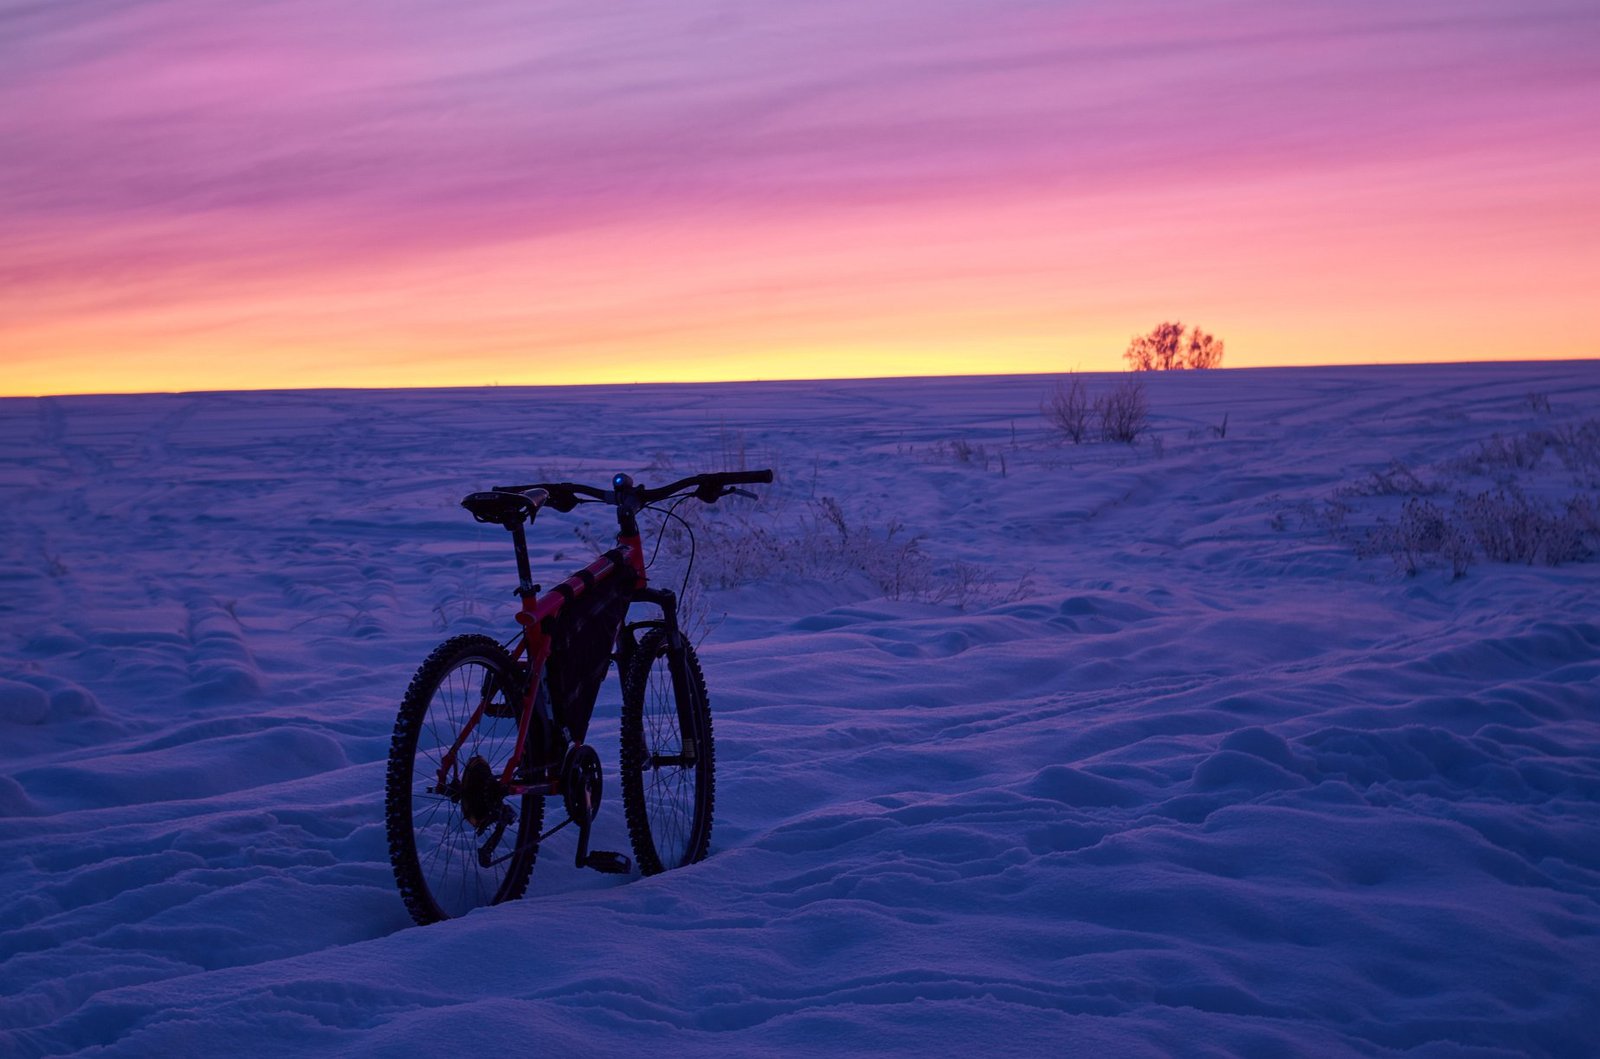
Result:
[1125, 322, 1224, 370]
[1125, 321, 1186, 371]
[1185, 327, 1224, 369]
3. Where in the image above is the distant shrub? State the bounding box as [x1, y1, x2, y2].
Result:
[1569, 494, 1600, 536]
[1096, 375, 1149, 443]
[1440, 419, 1600, 486]
[929, 560, 1036, 610]
[1339, 460, 1441, 498]
[789, 496, 932, 599]
[1450, 432, 1550, 475]
[924, 437, 1003, 473]
[1125, 321, 1224, 371]
[1041, 373, 1149, 446]
[1457, 486, 1589, 566]
[1551, 419, 1600, 483]
[645, 490, 1026, 608]
[1042, 375, 1091, 443]
[1323, 408, 1600, 577]
[1352, 486, 1596, 577]
[1394, 497, 1475, 579]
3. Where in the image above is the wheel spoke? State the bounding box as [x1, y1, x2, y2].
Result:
[622, 635, 711, 874]
[387, 638, 543, 925]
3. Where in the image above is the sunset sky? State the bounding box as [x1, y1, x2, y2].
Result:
[3, 0, 1597, 395]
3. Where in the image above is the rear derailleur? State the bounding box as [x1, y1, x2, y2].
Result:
[437, 749, 632, 875]
[449, 755, 517, 868]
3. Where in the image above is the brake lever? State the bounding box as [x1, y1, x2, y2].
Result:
[723, 487, 758, 501]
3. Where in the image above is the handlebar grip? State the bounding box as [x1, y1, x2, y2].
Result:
[691, 469, 774, 502]
[706, 469, 774, 486]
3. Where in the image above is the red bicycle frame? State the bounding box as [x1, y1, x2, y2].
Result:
[434, 523, 647, 798]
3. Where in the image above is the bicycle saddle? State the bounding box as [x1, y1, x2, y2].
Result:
[461, 488, 549, 527]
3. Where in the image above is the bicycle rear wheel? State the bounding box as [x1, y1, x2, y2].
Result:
[619, 628, 715, 874]
[385, 634, 544, 925]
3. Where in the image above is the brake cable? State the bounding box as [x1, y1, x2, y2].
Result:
[643, 493, 698, 600]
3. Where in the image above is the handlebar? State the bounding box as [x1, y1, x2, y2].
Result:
[493, 469, 773, 513]
[646, 469, 774, 504]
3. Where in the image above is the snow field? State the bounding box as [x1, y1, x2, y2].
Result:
[2, 363, 1599, 1056]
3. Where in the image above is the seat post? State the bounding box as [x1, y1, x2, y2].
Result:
[508, 519, 536, 597]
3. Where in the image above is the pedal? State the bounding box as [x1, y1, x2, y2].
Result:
[583, 850, 632, 875]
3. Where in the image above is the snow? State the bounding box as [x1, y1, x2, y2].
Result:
[2, 362, 1599, 1056]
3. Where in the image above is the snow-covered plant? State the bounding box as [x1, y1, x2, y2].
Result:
[1096, 375, 1148, 444]
[1042, 375, 1091, 443]
[1340, 460, 1440, 498]
[1396, 497, 1474, 579]
[648, 493, 933, 601]
[1457, 486, 1589, 566]
[1353, 485, 1598, 576]
[1449, 431, 1550, 476]
[1551, 419, 1600, 483]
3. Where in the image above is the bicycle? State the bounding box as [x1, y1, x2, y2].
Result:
[384, 468, 773, 926]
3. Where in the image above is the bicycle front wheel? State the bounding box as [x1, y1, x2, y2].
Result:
[620, 628, 716, 874]
[385, 634, 544, 925]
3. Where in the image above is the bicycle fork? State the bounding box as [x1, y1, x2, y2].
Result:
[627, 586, 704, 769]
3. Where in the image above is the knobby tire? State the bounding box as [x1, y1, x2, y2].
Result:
[385, 634, 544, 925]
[619, 629, 716, 875]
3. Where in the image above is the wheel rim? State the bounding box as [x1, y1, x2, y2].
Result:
[639, 652, 700, 867]
[410, 658, 524, 918]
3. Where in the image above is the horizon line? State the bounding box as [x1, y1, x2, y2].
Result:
[4, 355, 1597, 401]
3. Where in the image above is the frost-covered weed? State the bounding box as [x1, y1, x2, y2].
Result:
[1301, 496, 1352, 537]
[1338, 461, 1440, 498]
[1346, 484, 1597, 577]
[1457, 487, 1590, 566]
[692, 495, 924, 599]
[1550, 419, 1600, 484]
[1041, 374, 1149, 446]
[914, 437, 1012, 476]
[1447, 432, 1550, 476]
[1438, 419, 1600, 486]
[1322, 412, 1600, 577]
[1096, 375, 1149, 444]
[931, 560, 1036, 610]
[643, 491, 1018, 608]
[1357, 498, 1474, 579]
[1042, 375, 1091, 443]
